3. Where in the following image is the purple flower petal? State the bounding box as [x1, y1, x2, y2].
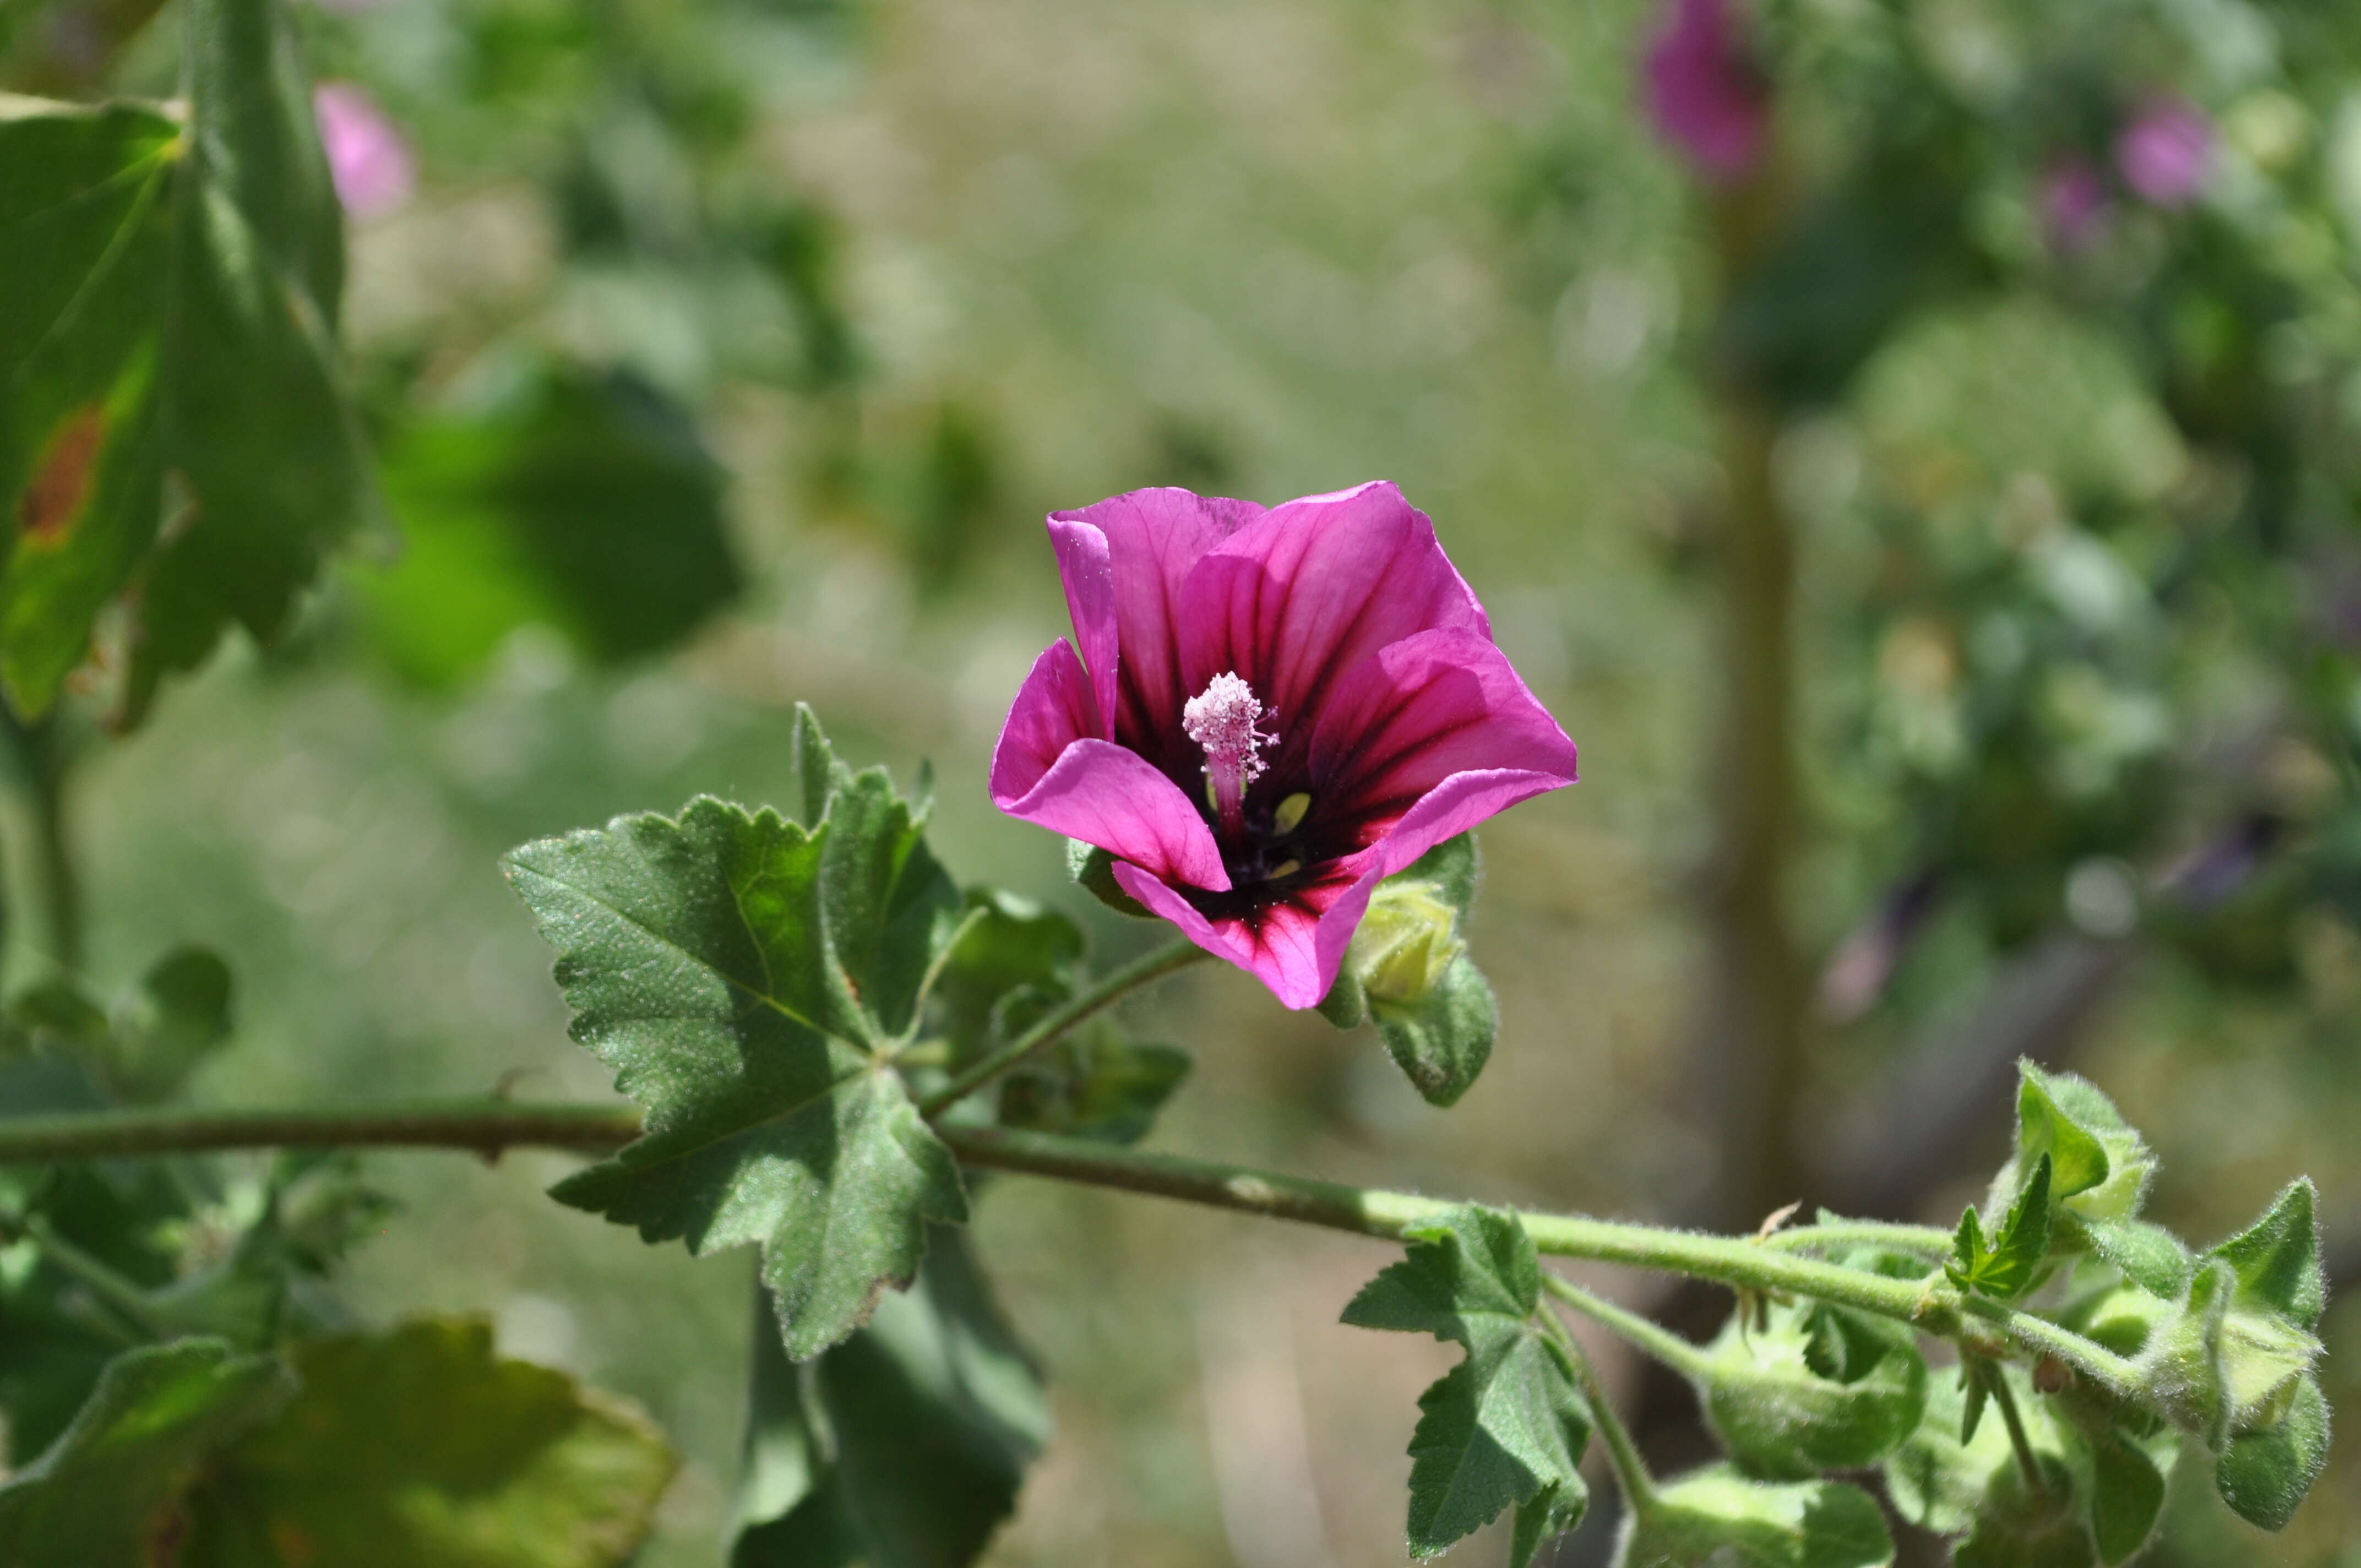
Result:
[991, 639, 1102, 793]
[2115, 97, 2212, 208]
[1307, 627, 1577, 849]
[1177, 482, 1488, 784]
[1112, 854, 1382, 1010]
[2038, 156, 2112, 253]
[1046, 518, 1117, 743]
[994, 483, 1577, 1010]
[1642, 0, 1769, 185]
[990, 691, 1231, 891]
[312, 82, 414, 220]
[1049, 488, 1261, 774]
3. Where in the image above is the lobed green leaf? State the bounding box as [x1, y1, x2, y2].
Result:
[1949, 1153, 2053, 1301]
[507, 725, 971, 1359]
[1343, 1206, 1591, 1558]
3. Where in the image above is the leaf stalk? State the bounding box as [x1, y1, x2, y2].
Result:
[916, 938, 1207, 1115]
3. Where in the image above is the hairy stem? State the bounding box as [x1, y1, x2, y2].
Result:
[1761, 1219, 1956, 1257]
[1540, 1272, 1711, 1380]
[4, 711, 79, 970]
[916, 939, 1206, 1115]
[1537, 1295, 1657, 1509]
[0, 1099, 2142, 1392]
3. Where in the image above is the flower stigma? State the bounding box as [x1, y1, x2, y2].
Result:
[1183, 671, 1277, 841]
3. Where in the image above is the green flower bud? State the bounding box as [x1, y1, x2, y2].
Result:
[1699, 1300, 1929, 1478]
[1349, 881, 1464, 1004]
[2136, 1261, 2321, 1445]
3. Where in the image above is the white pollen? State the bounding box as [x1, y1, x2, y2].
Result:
[1183, 672, 1277, 783]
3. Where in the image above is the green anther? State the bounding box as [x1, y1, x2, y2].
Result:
[1273, 792, 1312, 834]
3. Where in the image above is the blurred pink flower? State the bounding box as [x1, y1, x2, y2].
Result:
[2038, 156, 2112, 252]
[990, 483, 1576, 1009]
[1642, 0, 1769, 185]
[312, 82, 414, 220]
[2115, 97, 2212, 208]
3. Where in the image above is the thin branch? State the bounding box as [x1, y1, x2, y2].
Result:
[1536, 1295, 1657, 1510]
[0, 1098, 642, 1161]
[0, 1099, 2145, 1392]
[917, 939, 1206, 1115]
[1539, 1272, 1711, 1380]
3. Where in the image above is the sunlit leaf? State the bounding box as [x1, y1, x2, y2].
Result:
[507, 717, 970, 1358]
[1342, 1206, 1590, 1557]
[0, 1338, 290, 1565]
[184, 1317, 676, 1567]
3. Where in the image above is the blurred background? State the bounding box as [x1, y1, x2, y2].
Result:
[4, 0, 2360, 1561]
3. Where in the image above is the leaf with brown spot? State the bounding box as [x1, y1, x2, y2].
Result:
[0, 0, 375, 726]
[19, 406, 109, 545]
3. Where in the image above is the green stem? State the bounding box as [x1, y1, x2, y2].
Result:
[1539, 1272, 1711, 1380]
[895, 905, 988, 1050]
[0, 1098, 642, 1161]
[916, 939, 1206, 1116]
[939, 1125, 1930, 1319]
[19, 715, 79, 971]
[1979, 1357, 2049, 1494]
[1536, 1294, 1657, 1509]
[1762, 1219, 1955, 1258]
[17, 1214, 170, 1340]
[0, 1099, 2143, 1395]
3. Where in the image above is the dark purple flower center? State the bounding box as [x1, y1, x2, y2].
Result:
[1178, 672, 1351, 900]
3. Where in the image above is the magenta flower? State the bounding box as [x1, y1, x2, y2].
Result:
[2115, 97, 2212, 208]
[2038, 156, 2112, 253]
[1642, 0, 1770, 186]
[990, 483, 1577, 1009]
[312, 83, 415, 220]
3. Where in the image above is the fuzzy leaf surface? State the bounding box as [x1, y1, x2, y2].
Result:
[2212, 1372, 2329, 1532]
[2207, 1179, 2324, 1331]
[1949, 1153, 2052, 1302]
[1342, 1206, 1590, 1556]
[1372, 953, 1496, 1108]
[1700, 1299, 1928, 1478]
[2006, 1066, 2153, 1225]
[507, 768, 969, 1359]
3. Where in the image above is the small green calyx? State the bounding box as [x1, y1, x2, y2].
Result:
[1352, 881, 1465, 1004]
